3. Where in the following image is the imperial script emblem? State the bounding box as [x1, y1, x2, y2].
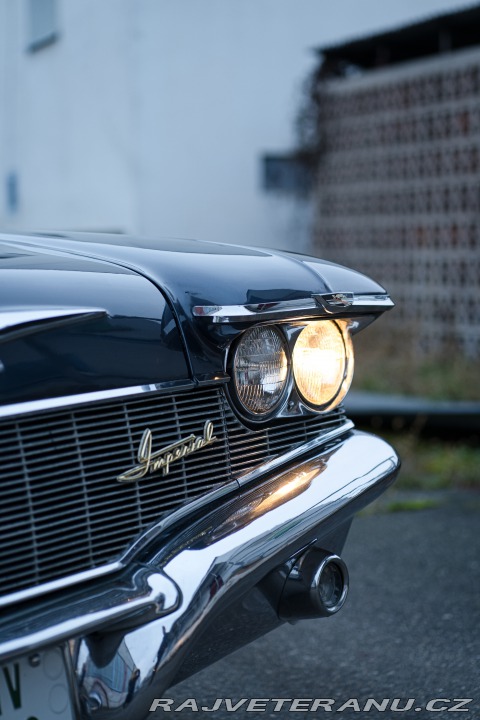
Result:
[117, 421, 217, 483]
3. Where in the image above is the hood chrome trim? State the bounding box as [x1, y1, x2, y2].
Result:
[0, 562, 123, 610]
[193, 293, 394, 323]
[0, 308, 107, 340]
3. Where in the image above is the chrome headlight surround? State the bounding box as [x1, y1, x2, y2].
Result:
[230, 325, 290, 418]
[227, 319, 354, 423]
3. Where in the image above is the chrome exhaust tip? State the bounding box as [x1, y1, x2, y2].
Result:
[278, 549, 349, 621]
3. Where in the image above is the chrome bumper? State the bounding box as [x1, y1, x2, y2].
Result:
[1, 430, 399, 718]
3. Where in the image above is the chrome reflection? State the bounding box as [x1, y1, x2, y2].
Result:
[0, 568, 179, 661]
[196, 467, 319, 546]
[77, 639, 139, 712]
[72, 431, 400, 714]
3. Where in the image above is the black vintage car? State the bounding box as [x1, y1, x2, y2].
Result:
[0, 232, 399, 718]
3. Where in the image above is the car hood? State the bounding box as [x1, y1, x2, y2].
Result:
[0, 233, 389, 391]
[0, 239, 190, 407]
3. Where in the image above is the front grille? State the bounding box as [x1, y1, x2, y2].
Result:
[0, 387, 346, 597]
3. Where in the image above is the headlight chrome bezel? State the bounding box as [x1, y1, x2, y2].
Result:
[231, 324, 290, 418]
[227, 319, 354, 423]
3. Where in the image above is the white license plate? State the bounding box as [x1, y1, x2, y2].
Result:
[0, 648, 74, 719]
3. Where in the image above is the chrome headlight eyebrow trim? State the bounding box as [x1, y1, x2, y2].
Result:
[193, 293, 394, 323]
[313, 293, 394, 314]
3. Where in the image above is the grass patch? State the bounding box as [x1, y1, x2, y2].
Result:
[352, 324, 480, 402]
[346, 323, 479, 506]
[354, 426, 479, 514]
[389, 432, 480, 491]
[385, 498, 440, 513]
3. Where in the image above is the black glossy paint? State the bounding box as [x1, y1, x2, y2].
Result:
[0, 241, 189, 405]
[1, 233, 388, 382]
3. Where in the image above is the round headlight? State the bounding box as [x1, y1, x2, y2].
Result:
[233, 326, 288, 415]
[292, 321, 353, 409]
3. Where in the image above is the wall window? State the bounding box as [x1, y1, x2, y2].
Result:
[27, 0, 58, 52]
[6, 172, 19, 214]
[262, 154, 314, 197]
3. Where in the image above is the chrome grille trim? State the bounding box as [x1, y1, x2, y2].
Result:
[0, 377, 229, 420]
[0, 386, 348, 601]
[0, 562, 123, 610]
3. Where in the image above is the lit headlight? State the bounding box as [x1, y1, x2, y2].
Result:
[233, 326, 288, 415]
[292, 320, 353, 410]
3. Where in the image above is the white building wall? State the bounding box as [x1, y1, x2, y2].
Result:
[132, 0, 322, 251]
[0, 0, 135, 233]
[0, 0, 467, 250]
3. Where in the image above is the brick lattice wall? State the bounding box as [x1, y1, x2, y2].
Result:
[313, 48, 480, 358]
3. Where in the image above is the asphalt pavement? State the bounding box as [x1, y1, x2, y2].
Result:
[164, 495, 480, 718]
